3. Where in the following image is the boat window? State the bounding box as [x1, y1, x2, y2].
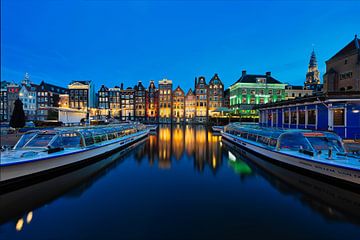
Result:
[92, 129, 108, 143]
[14, 132, 37, 149]
[269, 138, 277, 147]
[278, 133, 311, 151]
[84, 135, 94, 146]
[49, 136, 63, 148]
[105, 128, 117, 140]
[241, 132, 248, 139]
[25, 134, 56, 148]
[257, 136, 269, 146]
[61, 132, 83, 148]
[248, 134, 257, 141]
[118, 130, 125, 137]
[306, 136, 344, 152]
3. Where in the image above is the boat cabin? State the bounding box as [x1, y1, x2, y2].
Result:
[14, 124, 145, 151]
[224, 124, 346, 156]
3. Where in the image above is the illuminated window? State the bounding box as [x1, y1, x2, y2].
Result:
[333, 109, 345, 126]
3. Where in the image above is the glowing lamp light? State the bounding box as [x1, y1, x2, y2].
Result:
[26, 211, 33, 224]
[228, 151, 237, 162]
[16, 218, 24, 231]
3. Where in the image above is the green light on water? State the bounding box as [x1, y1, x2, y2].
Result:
[228, 160, 252, 175]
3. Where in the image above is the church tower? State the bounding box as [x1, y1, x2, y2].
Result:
[305, 49, 321, 90]
[21, 72, 31, 86]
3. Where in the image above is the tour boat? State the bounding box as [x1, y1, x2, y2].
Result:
[0, 123, 149, 187]
[221, 123, 360, 186]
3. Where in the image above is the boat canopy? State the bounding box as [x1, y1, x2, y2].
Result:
[14, 123, 146, 150]
[224, 123, 345, 153]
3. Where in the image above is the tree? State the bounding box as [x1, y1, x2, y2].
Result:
[10, 98, 26, 129]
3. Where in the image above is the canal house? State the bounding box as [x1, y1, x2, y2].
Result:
[208, 73, 224, 117]
[134, 81, 146, 122]
[195, 76, 208, 123]
[172, 85, 185, 123]
[185, 88, 196, 122]
[146, 80, 158, 123]
[158, 79, 173, 123]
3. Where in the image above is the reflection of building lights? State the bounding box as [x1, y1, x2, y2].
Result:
[212, 155, 216, 168]
[26, 211, 33, 224]
[228, 151, 237, 161]
[16, 218, 24, 231]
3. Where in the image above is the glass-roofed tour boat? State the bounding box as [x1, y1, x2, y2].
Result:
[0, 123, 149, 187]
[221, 123, 360, 186]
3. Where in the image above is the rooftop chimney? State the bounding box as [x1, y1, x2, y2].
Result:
[120, 83, 124, 90]
[195, 77, 198, 87]
[266, 71, 271, 77]
[242, 70, 246, 76]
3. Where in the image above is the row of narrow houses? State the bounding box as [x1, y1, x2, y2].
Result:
[96, 73, 226, 123]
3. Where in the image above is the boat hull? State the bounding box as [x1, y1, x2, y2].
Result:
[221, 132, 360, 186]
[0, 130, 149, 191]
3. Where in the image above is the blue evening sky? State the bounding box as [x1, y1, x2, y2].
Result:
[1, 0, 359, 91]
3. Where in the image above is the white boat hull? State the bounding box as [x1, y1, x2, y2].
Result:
[221, 132, 360, 185]
[0, 130, 149, 185]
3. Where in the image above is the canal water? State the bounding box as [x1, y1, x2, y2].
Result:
[1, 125, 360, 239]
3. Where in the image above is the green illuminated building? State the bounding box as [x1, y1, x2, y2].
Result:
[230, 71, 286, 119]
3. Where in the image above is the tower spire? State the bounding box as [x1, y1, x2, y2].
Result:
[309, 49, 318, 68]
[305, 48, 321, 91]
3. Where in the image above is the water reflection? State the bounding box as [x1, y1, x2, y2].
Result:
[136, 125, 223, 172]
[222, 138, 360, 225]
[0, 138, 147, 227]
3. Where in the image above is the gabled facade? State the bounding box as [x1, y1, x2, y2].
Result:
[208, 73, 224, 117]
[324, 35, 360, 93]
[109, 86, 121, 118]
[146, 80, 158, 122]
[195, 76, 208, 122]
[134, 81, 146, 121]
[172, 86, 185, 122]
[98, 85, 109, 110]
[158, 79, 172, 123]
[19, 83, 38, 120]
[185, 88, 196, 121]
[121, 86, 135, 121]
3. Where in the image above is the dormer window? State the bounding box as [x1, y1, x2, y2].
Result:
[257, 78, 266, 84]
